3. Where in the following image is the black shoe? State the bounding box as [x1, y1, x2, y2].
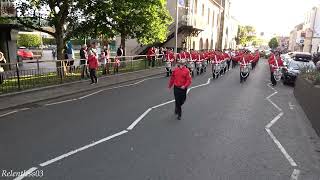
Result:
[177, 116, 181, 120]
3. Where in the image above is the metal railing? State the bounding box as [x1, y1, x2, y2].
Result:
[0, 55, 165, 95]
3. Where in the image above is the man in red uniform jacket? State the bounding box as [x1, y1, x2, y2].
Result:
[169, 60, 192, 120]
[147, 47, 156, 67]
[269, 52, 284, 86]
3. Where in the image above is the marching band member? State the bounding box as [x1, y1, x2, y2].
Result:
[269, 52, 284, 86]
[224, 50, 231, 71]
[165, 49, 175, 77]
[240, 51, 251, 82]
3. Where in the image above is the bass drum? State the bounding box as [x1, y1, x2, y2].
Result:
[273, 68, 282, 82]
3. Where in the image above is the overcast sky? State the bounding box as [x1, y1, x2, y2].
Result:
[230, 0, 320, 36]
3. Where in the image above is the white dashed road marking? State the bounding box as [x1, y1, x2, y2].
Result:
[265, 83, 300, 179]
[290, 169, 300, 180]
[13, 167, 38, 180]
[39, 130, 128, 167]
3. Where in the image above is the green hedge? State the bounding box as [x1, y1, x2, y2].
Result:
[17, 34, 41, 47]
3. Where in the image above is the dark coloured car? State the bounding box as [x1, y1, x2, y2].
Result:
[283, 52, 316, 85]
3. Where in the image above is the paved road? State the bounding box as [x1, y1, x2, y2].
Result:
[1, 60, 320, 180]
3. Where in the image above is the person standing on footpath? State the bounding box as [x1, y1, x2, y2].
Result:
[87, 50, 99, 84]
[0, 51, 6, 84]
[168, 59, 192, 120]
[80, 44, 89, 78]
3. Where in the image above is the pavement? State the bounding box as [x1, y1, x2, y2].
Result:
[1, 60, 320, 180]
[0, 67, 164, 111]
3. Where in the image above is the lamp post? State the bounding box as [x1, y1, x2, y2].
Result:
[175, 0, 179, 54]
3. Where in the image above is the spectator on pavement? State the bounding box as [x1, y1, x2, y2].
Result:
[67, 41, 75, 73]
[0, 51, 6, 84]
[80, 44, 89, 78]
[168, 59, 192, 120]
[117, 45, 124, 57]
[159, 47, 165, 61]
[104, 45, 111, 74]
[117, 45, 125, 67]
[100, 51, 107, 75]
[147, 47, 156, 67]
[88, 50, 99, 84]
[114, 56, 120, 74]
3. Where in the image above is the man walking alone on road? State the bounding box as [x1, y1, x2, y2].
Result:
[169, 60, 192, 120]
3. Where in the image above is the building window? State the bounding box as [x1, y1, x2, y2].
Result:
[194, 0, 197, 14]
[208, 8, 210, 25]
[202, 4, 204, 16]
[200, 38, 203, 50]
[193, 41, 196, 50]
[211, 39, 214, 49]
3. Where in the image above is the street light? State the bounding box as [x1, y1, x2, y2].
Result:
[175, 0, 179, 54]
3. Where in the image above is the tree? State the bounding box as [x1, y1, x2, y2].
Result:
[15, 0, 89, 60]
[268, 37, 279, 49]
[17, 34, 41, 47]
[252, 37, 264, 47]
[15, 0, 172, 58]
[81, 0, 172, 54]
[235, 25, 257, 46]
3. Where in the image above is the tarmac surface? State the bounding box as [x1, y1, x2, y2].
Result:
[1, 60, 320, 180]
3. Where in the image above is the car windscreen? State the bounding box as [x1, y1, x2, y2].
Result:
[292, 55, 312, 62]
[288, 62, 300, 70]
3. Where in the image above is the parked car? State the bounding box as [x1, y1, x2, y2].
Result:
[283, 52, 316, 85]
[281, 52, 293, 66]
[17, 47, 34, 61]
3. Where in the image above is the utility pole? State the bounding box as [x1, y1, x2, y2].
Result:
[175, 0, 179, 54]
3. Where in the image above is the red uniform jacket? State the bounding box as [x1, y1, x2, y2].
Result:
[147, 48, 155, 60]
[212, 54, 220, 63]
[165, 51, 175, 62]
[185, 52, 191, 60]
[178, 52, 186, 60]
[269, 57, 284, 72]
[88, 54, 99, 69]
[240, 55, 251, 67]
[199, 52, 205, 62]
[268, 53, 275, 64]
[169, 66, 192, 88]
[191, 52, 199, 61]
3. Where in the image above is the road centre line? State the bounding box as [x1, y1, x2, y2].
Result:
[265, 128, 298, 167]
[151, 100, 175, 109]
[265, 112, 284, 129]
[13, 167, 38, 180]
[265, 83, 300, 179]
[127, 108, 152, 130]
[17, 76, 216, 178]
[39, 130, 128, 167]
[290, 169, 300, 180]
